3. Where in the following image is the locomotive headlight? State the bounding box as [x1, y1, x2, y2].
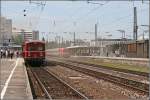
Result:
[40, 53, 43, 56]
[28, 52, 31, 56]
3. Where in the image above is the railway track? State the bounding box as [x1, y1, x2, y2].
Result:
[27, 67, 51, 99]
[47, 56, 149, 77]
[27, 67, 88, 100]
[69, 59, 149, 77]
[47, 58, 149, 95]
[47, 56, 149, 84]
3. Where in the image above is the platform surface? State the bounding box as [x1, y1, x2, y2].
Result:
[0, 58, 32, 100]
[72, 56, 149, 61]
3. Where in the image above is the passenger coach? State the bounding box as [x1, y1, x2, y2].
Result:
[22, 40, 45, 65]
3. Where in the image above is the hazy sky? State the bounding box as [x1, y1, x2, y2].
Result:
[1, 1, 149, 41]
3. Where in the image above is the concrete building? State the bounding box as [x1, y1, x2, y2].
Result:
[22, 30, 33, 41]
[32, 30, 39, 40]
[12, 29, 39, 42]
[0, 16, 12, 45]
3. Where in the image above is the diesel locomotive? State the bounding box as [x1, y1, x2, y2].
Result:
[22, 40, 45, 65]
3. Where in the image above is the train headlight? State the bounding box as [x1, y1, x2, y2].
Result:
[40, 53, 43, 56]
[28, 52, 31, 56]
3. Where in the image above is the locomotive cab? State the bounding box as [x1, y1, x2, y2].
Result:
[22, 40, 45, 66]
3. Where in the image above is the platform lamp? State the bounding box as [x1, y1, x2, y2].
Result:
[140, 25, 149, 40]
[116, 30, 126, 57]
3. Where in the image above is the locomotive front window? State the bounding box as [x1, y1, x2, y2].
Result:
[37, 46, 44, 51]
[28, 43, 45, 51]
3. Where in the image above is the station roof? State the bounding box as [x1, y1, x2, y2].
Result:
[66, 45, 88, 49]
[0, 44, 21, 48]
[24, 40, 45, 44]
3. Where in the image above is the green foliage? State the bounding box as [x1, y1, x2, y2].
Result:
[13, 34, 23, 45]
[112, 44, 119, 51]
[45, 40, 71, 49]
[42, 37, 45, 41]
[79, 58, 149, 73]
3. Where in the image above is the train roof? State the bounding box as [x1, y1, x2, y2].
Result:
[66, 45, 88, 49]
[24, 40, 45, 44]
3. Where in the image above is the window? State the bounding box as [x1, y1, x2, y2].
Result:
[28, 43, 45, 51]
[128, 43, 136, 52]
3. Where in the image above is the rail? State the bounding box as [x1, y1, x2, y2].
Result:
[48, 58, 149, 95]
[47, 56, 149, 77]
[27, 67, 52, 99]
[28, 67, 88, 100]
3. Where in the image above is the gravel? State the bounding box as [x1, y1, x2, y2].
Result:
[46, 65, 149, 100]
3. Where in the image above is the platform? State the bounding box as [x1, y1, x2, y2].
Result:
[71, 56, 149, 67]
[0, 58, 33, 100]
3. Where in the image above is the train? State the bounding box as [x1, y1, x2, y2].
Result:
[46, 47, 70, 57]
[46, 40, 149, 58]
[22, 40, 45, 66]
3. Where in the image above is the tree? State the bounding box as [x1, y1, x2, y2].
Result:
[12, 34, 23, 45]
[111, 44, 119, 53]
[42, 37, 45, 41]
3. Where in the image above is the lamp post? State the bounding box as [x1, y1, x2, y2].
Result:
[116, 30, 126, 57]
[140, 25, 149, 40]
[104, 33, 112, 57]
[73, 22, 76, 46]
[141, 25, 149, 27]
[126, 35, 132, 39]
[116, 30, 125, 39]
[142, 30, 149, 40]
[100, 32, 112, 57]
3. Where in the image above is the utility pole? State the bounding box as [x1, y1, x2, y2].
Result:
[73, 32, 76, 46]
[117, 30, 126, 56]
[148, 0, 150, 59]
[133, 7, 138, 40]
[95, 23, 98, 46]
[133, 7, 138, 57]
[73, 22, 76, 46]
[61, 36, 63, 47]
[58, 36, 61, 48]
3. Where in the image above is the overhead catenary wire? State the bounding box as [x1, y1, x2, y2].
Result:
[27, 1, 108, 34]
[24, 1, 46, 30]
[100, 7, 148, 31]
[25, 1, 148, 40]
[59, 1, 109, 33]
[31, 1, 46, 29]
[58, 6, 101, 33]
[62, 1, 148, 36]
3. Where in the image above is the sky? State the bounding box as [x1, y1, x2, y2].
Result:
[1, 1, 149, 41]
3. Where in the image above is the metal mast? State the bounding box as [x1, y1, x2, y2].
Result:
[95, 23, 98, 46]
[133, 7, 138, 40]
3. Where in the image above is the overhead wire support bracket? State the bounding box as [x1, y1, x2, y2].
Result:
[29, 0, 46, 10]
[87, 1, 104, 5]
[29, 0, 46, 6]
[87, 0, 109, 5]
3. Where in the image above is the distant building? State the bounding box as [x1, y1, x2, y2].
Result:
[32, 30, 39, 40]
[90, 38, 132, 47]
[126, 40, 149, 58]
[23, 30, 33, 41]
[13, 29, 39, 41]
[0, 16, 12, 45]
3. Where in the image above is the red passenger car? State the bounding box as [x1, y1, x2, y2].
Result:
[22, 40, 45, 65]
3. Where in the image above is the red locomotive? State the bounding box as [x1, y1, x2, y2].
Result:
[22, 40, 45, 65]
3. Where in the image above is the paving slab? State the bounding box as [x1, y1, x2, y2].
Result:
[0, 58, 33, 100]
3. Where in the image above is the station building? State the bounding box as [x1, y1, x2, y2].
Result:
[0, 16, 12, 47]
[64, 39, 149, 58]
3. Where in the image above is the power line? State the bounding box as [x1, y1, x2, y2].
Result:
[87, 2, 103, 5]
[99, 7, 148, 32]
[74, 1, 109, 21]
[29, 1, 46, 29]
[58, 6, 101, 32]
[59, 1, 109, 33]
[64, 1, 148, 34]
